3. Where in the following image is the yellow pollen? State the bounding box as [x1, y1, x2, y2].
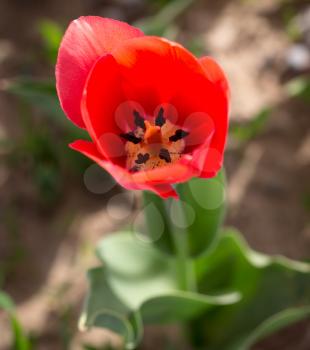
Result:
[125, 118, 187, 172]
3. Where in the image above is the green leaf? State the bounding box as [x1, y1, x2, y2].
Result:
[193, 228, 310, 349]
[239, 306, 310, 350]
[0, 290, 15, 312]
[230, 108, 271, 142]
[3, 78, 65, 122]
[143, 170, 226, 257]
[80, 232, 240, 349]
[11, 316, 32, 350]
[81, 230, 310, 348]
[135, 0, 194, 36]
[176, 170, 226, 256]
[38, 20, 63, 64]
[0, 292, 32, 350]
[142, 191, 175, 255]
[286, 77, 310, 102]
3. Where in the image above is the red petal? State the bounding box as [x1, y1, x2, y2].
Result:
[56, 16, 143, 128]
[80, 54, 126, 163]
[70, 140, 178, 199]
[111, 36, 209, 116]
[111, 37, 228, 157]
[199, 56, 229, 94]
[199, 56, 229, 154]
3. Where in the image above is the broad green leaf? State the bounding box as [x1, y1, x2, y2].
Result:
[193, 228, 310, 350]
[239, 306, 310, 350]
[80, 232, 240, 349]
[142, 191, 175, 255]
[81, 230, 309, 349]
[176, 170, 226, 256]
[143, 171, 225, 257]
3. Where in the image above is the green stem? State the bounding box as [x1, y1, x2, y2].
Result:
[165, 198, 196, 292]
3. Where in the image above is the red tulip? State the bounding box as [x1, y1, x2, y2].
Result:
[56, 16, 229, 199]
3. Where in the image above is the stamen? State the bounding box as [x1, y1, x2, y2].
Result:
[120, 132, 142, 144]
[133, 110, 146, 130]
[155, 107, 166, 127]
[169, 129, 189, 142]
[135, 153, 150, 164]
[124, 114, 186, 172]
[130, 165, 139, 173]
[159, 148, 171, 163]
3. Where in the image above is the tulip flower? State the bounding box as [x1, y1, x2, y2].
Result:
[56, 16, 229, 198]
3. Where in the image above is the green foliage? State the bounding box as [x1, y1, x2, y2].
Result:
[176, 171, 226, 256]
[0, 291, 32, 350]
[80, 232, 240, 349]
[0, 207, 28, 287]
[193, 228, 310, 349]
[38, 19, 63, 64]
[286, 77, 310, 102]
[83, 345, 118, 350]
[4, 78, 65, 123]
[80, 228, 310, 349]
[281, 2, 301, 41]
[143, 171, 225, 257]
[230, 108, 271, 142]
[0, 290, 15, 312]
[135, 0, 194, 36]
[10, 316, 32, 350]
[3, 77, 90, 205]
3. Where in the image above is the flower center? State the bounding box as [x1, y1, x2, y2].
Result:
[120, 108, 189, 172]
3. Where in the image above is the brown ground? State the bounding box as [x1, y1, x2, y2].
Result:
[0, 0, 309, 349]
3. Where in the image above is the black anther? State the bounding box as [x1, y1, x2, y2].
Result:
[155, 107, 166, 127]
[159, 148, 171, 163]
[135, 153, 150, 164]
[133, 110, 146, 130]
[120, 132, 142, 144]
[169, 129, 189, 142]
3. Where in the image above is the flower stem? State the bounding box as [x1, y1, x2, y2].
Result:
[165, 197, 196, 292]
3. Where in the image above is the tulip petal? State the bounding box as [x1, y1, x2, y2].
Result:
[111, 36, 228, 156]
[199, 56, 229, 95]
[70, 140, 178, 199]
[111, 36, 207, 115]
[56, 16, 143, 128]
[80, 54, 126, 163]
[199, 56, 229, 154]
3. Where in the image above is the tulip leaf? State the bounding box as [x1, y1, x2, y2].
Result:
[135, 0, 194, 36]
[142, 191, 175, 255]
[176, 170, 226, 256]
[0, 290, 15, 312]
[3, 78, 65, 122]
[37, 20, 63, 64]
[80, 232, 240, 349]
[286, 77, 310, 102]
[143, 171, 226, 257]
[192, 228, 310, 349]
[230, 107, 271, 142]
[81, 229, 310, 349]
[238, 306, 310, 350]
[0, 291, 32, 350]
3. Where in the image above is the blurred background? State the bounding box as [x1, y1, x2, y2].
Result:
[0, 0, 309, 349]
